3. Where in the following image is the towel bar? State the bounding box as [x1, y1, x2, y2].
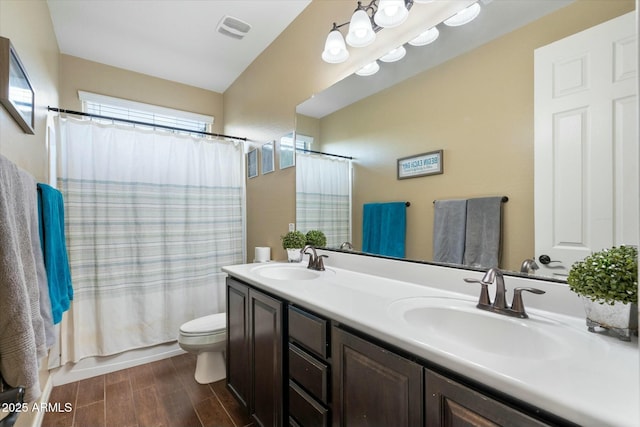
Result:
[433, 196, 508, 205]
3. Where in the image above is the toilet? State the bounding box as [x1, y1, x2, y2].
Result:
[178, 312, 227, 384]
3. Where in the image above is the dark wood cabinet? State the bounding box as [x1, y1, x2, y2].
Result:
[424, 370, 552, 427]
[227, 275, 570, 427]
[287, 305, 331, 427]
[332, 326, 423, 427]
[226, 277, 284, 427]
[226, 278, 250, 409]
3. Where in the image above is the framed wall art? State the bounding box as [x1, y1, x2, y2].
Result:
[0, 37, 35, 134]
[261, 141, 274, 174]
[397, 150, 443, 179]
[247, 148, 258, 178]
[279, 132, 295, 169]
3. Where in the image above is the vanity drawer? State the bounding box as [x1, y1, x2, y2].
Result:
[289, 380, 329, 427]
[289, 343, 329, 404]
[288, 305, 328, 359]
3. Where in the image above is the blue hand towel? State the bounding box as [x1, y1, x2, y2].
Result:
[362, 202, 406, 258]
[37, 183, 73, 324]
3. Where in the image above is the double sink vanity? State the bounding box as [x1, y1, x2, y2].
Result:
[222, 249, 639, 427]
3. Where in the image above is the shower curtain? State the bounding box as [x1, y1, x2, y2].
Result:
[53, 116, 244, 363]
[296, 153, 351, 247]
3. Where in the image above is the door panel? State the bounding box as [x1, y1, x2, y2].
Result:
[534, 11, 637, 278]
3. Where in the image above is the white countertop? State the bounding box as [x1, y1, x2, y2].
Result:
[222, 253, 639, 427]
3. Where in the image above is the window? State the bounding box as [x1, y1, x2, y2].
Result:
[79, 91, 214, 137]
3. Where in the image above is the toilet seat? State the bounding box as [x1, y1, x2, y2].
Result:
[179, 313, 226, 337]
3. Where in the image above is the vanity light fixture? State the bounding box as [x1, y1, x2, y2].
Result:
[322, 24, 350, 63]
[443, 2, 481, 26]
[322, 0, 413, 64]
[356, 60, 380, 76]
[379, 45, 407, 62]
[374, 0, 410, 28]
[322, 0, 482, 70]
[408, 26, 439, 46]
[346, 5, 377, 47]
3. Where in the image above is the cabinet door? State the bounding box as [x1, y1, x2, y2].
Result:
[425, 370, 551, 427]
[332, 326, 423, 427]
[226, 278, 251, 410]
[251, 289, 284, 427]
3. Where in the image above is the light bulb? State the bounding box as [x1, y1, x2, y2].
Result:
[356, 61, 380, 76]
[322, 29, 349, 64]
[346, 9, 376, 47]
[379, 45, 406, 63]
[408, 27, 439, 46]
[374, 0, 409, 28]
[444, 2, 481, 27]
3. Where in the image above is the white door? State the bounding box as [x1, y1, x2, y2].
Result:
[534, 12, 638, 279]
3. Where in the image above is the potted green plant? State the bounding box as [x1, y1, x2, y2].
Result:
[567, 245, 638, 341]
[306, 230, 327, 247]
[281, 230, 306, 262]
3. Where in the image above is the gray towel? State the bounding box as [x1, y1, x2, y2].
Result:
[463, 196, 503, 269]
[0, 155, 45, 401]
[22, 172, 55, 349]
[433, 199, 467, 264]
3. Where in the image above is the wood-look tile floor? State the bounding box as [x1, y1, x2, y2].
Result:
[42, 353, 254, 427]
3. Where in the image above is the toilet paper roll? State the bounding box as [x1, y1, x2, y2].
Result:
[254, 246, 271, 263]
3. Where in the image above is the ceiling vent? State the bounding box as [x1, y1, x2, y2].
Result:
[217, 15, 252, 40]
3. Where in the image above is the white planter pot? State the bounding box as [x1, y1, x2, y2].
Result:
[286, 248, 303, 263]
[581, 297, 638, 341]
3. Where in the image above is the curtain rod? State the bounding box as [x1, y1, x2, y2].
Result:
[296, 147, 353, 160]
[47, 107, 248, 142]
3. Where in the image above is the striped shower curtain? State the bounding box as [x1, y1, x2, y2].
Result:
[53, 116, 244, 363]
[296, 153, 351, 247]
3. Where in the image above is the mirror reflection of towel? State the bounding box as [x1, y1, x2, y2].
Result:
[433, 199, 467, 264]
[363, 202, 406, 258]
[463, 196, 503, 269]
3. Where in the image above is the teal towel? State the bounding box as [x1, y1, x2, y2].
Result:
[37, 183, 73, 324]
[362, 202, 406, 258]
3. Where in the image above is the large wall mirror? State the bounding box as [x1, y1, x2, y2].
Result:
[295, 0, 637, 280]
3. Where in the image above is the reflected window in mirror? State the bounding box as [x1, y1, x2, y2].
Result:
[296, 153, 352, 249]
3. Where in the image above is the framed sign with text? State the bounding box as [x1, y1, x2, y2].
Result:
[397, 150, 443, 179]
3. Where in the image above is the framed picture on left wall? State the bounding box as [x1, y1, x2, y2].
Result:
[247, 148, 258, 178]
[261, 141, 274, 174]
[0, 37, 35, 134]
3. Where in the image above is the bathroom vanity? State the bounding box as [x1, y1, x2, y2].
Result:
[222, 250, 639, 427]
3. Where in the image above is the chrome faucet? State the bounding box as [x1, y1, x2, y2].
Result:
[520, 258, 539, 274]
[301, 245, 328, 271]
[340, 241, 353, 251]
[464, 267, 545, 318]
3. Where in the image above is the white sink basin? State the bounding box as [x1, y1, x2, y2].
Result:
[387, 297, 589, 360]
[251, 263, 334, 281]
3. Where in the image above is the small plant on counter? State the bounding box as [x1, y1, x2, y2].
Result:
[306, 230, 327, 247]
[281, 230, 306, 250]
[567, 245, 638, 305]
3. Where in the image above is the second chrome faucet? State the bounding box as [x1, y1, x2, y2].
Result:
[464, 268, 545, 319]
[301, 245, 328, 271]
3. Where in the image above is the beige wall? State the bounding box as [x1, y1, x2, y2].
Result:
[0, 0, 59, 181]
[224, 0, 473, 261]
[226, 0, 635, 267]
[59, 55, 224, 134]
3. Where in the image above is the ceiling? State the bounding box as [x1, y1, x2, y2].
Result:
[46, 0, 312, 93]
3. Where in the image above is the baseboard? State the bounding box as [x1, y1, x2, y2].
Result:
[51, 341, 185, 386]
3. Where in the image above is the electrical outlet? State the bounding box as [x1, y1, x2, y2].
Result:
[289, 223, 295, 232]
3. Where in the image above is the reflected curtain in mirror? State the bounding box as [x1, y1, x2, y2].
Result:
[296, 153, 351, 247]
